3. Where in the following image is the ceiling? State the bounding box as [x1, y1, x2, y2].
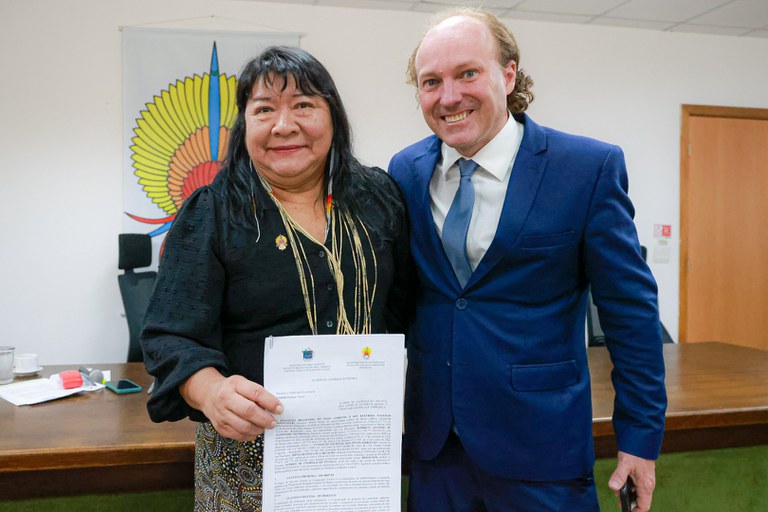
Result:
[271, 0, 768, 38]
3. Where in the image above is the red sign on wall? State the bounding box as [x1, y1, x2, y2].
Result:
[654, 224, 672, 238]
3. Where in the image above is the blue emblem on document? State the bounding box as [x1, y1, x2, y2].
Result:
[302, 348, 314, 360]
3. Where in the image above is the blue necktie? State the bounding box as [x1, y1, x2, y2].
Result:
[442, 158, 478, 287]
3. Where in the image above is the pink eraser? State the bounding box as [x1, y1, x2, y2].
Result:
[59, 370, 83, 389]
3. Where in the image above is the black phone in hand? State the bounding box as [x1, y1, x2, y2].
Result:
[620, 476, 637, 512]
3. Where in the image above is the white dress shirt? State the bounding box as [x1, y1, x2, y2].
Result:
[430, 115, 524, 271]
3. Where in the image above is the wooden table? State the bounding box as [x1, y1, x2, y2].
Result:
[0, 363, 196, 499]
[1, 343, 767, 499]
[591, 341, 768, 457]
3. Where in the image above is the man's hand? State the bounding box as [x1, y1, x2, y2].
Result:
[180, 367, 284, 442]
[608, 451, 656, 511]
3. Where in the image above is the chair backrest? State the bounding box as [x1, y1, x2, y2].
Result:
[118, 234, 157, 362]
[586, 290, 606, 347]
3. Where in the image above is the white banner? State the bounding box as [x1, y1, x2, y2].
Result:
[122, 27, 300, 267]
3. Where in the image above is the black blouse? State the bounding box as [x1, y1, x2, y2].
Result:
[140, 166, 412, 423]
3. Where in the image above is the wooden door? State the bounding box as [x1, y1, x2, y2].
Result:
[680, 105, 768, 350]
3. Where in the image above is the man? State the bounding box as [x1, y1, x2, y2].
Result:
[388, 7, 666, 512]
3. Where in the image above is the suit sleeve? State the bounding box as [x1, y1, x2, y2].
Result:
[583, 145, 667, 460]
[384, 169, 417, 336]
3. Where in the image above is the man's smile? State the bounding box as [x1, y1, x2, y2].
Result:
[443, 111, 471, 123]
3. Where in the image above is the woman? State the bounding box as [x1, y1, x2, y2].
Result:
[140, 46, 411, 511]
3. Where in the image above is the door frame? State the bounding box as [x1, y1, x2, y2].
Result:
[679, 104, 768, 342]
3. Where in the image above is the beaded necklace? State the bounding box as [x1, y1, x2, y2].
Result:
[254, 167, 377, 335]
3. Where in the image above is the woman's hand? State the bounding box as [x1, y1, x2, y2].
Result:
[180, 367, 284, 442]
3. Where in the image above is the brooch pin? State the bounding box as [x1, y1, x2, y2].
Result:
[275, 235, 288, 251]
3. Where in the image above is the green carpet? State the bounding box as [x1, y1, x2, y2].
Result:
[594, 445, 768, 511]
[3, 445, 767, 511]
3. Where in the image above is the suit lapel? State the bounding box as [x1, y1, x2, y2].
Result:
[467, 114, 548, 288]
[408, 137, 464, 289]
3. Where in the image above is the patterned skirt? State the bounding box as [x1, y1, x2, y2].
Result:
[194, 422, 264, 512]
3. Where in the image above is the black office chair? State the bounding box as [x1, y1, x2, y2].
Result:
[586, 290, 607, 347]
[118, 234, 157, 363]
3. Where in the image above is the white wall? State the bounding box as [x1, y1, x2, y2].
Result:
[2, 0, 768, 365]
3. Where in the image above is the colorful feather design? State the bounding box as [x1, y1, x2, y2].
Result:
[127, 43, 237, 235]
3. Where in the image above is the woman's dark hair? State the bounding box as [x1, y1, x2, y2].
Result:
[220, 46, 394, 230]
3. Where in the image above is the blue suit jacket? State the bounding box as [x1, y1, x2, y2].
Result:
[388, 114, 666, 481]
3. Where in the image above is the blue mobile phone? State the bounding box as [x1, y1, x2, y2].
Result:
[105, 379, 142, 394]
[620, 476, 637, 512]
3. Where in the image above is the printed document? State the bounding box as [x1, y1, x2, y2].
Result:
[263, 333, 405, 512]
[0, 372, 109, 406]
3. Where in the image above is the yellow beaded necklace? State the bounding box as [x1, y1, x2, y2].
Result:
[256, 171, 377, 335]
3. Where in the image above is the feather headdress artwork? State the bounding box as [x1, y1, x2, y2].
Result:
[127, 43, 237, 236]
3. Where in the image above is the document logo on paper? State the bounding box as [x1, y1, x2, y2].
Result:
[302, 348, 314, 361]
[362, 347, 372, 360]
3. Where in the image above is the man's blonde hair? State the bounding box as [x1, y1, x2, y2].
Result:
[406, 6, 534, 113]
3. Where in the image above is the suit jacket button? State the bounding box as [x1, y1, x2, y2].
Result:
[456, 298, 468, 310]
